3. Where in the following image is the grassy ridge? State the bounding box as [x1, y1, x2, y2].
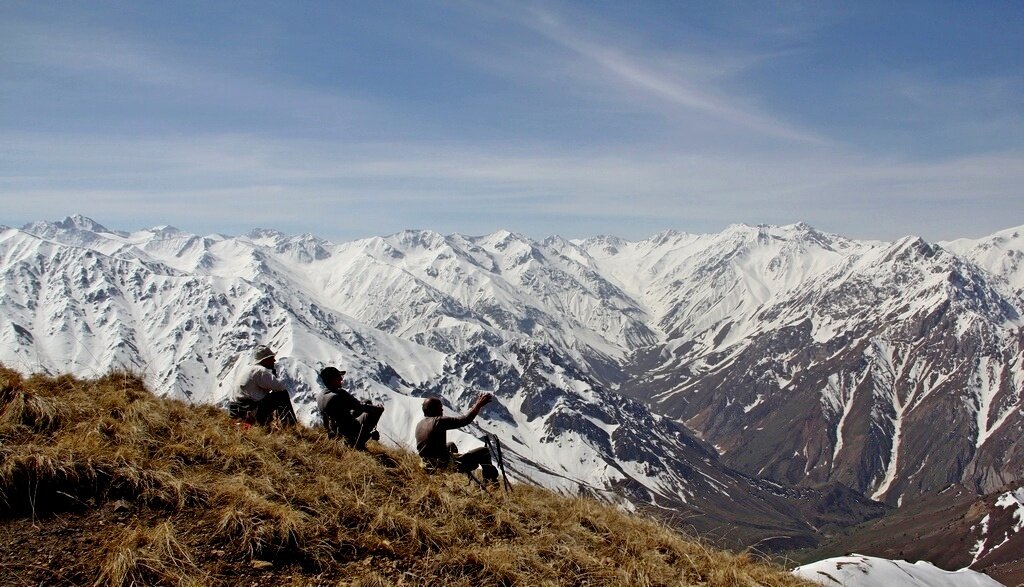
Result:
[0, 367, 813, 586]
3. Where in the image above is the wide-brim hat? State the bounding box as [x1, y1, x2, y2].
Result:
[253, 345, 276, 363]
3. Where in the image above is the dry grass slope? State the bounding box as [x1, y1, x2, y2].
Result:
[0, 366, 815, 586]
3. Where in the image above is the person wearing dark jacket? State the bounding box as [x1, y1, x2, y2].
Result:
[415, 393, 498, 483]
[229, 345, 297, 427]
[317, 366, 384, 450]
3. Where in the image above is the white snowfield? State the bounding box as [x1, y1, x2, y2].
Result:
[793, 555, 1005, 587]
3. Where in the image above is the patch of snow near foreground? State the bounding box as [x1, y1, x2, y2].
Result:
[793, 555, 1005, 587]
[995, 487, 1024, 532]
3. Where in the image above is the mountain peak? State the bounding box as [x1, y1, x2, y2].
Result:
[991, 225, 1024, 242]
[148, 225, 184, 237]
[892, 234, 933, 255]
[21, 214, 117, 239]
[648, 229, 686, 245]
[51, 214, 110, 233]
[61, 214, 107, 231]
[723, 222, 758, 232]
[479, 229, 533, 252]
[391, 229, 447, 250]
[716, 222, 845, 249]
[246, 227, 285, 240]
[484, 229, 527, 242]
[945, 224, 1024, 250]
[783, 221, 815, 233]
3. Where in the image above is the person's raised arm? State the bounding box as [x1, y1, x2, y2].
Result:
[466, 392, 492, 419]
[443, 392, 492, 429]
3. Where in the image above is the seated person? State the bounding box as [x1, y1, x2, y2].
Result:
[229, 345, 297, 427]
[415, 393, 498, 483]
[317, 366, 384, 451]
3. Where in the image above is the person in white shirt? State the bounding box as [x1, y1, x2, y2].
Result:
[229, 345, 296, 427]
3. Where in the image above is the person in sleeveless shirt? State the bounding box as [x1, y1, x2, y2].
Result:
[414, 393, 498, 483]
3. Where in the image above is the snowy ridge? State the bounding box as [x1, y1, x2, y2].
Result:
[574, 223, 870, 345]
[943, 225, 1024, 296]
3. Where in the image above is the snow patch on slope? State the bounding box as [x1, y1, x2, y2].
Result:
[793, 555, 1005, 586]
[994, 488, 1024, 532]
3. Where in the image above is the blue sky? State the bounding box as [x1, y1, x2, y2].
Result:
[2, 1, 1022, 241]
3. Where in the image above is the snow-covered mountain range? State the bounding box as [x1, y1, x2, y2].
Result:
[595, 225, 1024, 507]
[2, 216, 1022, 566]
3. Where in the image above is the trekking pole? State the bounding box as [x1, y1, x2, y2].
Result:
[483, 433, 512, 493]
[286, 400, 298, 426]
[376, 427, 403, 447]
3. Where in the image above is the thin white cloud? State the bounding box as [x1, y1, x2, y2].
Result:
[539, 27, 822, 143]
[470, 3, 828, 144]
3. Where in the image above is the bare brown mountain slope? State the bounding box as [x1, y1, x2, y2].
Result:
[0, 367, 811, 586]
[793, 485, 1024, 587]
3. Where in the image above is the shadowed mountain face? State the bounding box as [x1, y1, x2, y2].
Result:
[1, 217, 1022, 552]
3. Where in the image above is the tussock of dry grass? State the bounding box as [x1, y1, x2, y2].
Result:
[96, 520, 210, 587]
[0, 366, 815, 586]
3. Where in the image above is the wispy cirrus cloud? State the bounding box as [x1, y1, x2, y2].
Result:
[445, 1, 826, 145]
[515, 7, 826, 144]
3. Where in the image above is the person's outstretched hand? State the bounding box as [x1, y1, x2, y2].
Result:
[475, 392, 493, 408]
